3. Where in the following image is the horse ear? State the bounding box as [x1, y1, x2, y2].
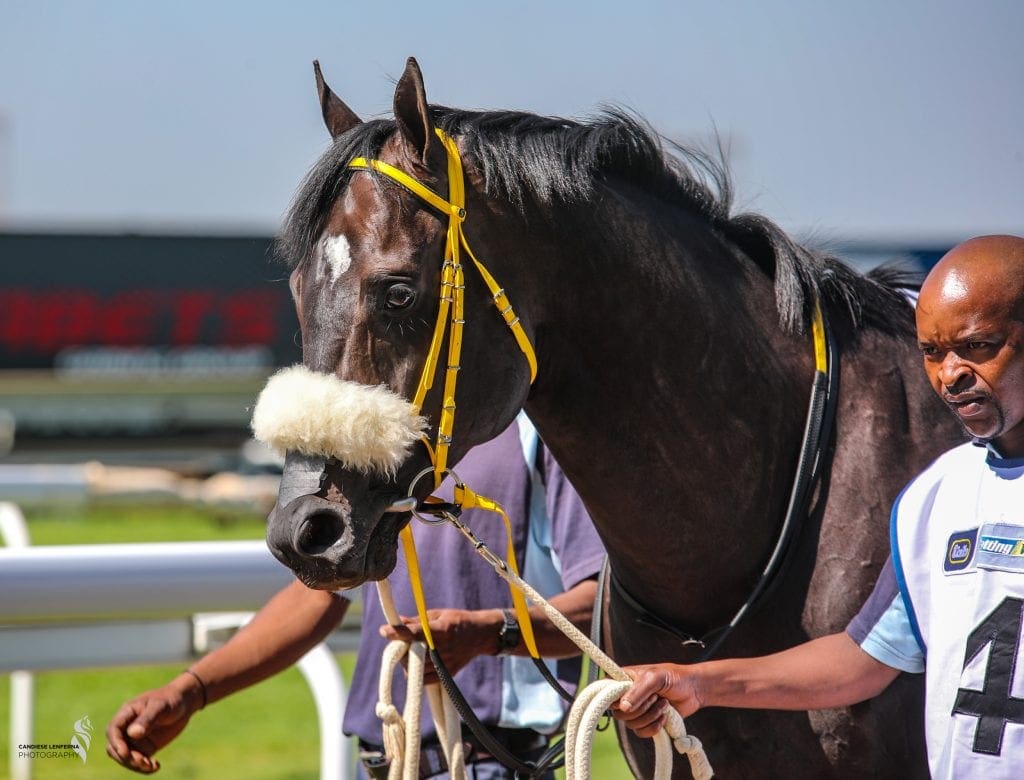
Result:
[313, 60, 361, 139]
[393, 57, 437, 167]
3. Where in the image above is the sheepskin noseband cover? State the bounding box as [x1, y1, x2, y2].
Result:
[251, 365, 427, 476]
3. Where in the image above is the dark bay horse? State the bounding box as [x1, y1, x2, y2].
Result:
[259, 58, 964, 777]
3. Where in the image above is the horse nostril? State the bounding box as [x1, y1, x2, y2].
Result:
[295, 510, 344, 556]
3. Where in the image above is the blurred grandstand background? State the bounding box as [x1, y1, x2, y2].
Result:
[0, 232, 299, 476]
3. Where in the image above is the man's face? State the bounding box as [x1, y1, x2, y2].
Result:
[916, 272, 1024, 457]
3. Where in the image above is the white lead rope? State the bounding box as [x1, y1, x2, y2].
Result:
[375, 580, 467, 780]
[373, 523, 714, 780]
[482, 548, 715, 780]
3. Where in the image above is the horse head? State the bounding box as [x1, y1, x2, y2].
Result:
[255, 58, 534, 590]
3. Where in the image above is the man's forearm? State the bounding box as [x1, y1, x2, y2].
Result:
[695, 633, 900, 711]
[616, 631, 902, 735]
[190, 580, 349, 705]
[519, 577, 597, 658]
[378, 578, 599, 671]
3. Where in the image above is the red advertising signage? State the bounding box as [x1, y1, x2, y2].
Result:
[0, 233, 301, 437]
[0, 233, 301, 373]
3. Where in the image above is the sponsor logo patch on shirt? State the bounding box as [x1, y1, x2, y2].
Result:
[976, 523, 1024, 573]
[943, 528, 978, 574]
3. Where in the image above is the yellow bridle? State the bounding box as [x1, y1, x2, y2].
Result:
[348, 128, 541, 656]
[349, 129, 537, 486]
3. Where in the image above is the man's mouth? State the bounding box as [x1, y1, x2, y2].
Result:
[945, 394, 988, 418]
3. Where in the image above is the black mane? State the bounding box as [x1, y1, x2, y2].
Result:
[278, 107, 914, 337]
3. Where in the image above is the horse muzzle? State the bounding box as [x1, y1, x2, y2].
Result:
[260, 449, 398, 589]
[266, 494, 356, 583]
[269, 491, 417, 590]
[252, 366, 429, 588]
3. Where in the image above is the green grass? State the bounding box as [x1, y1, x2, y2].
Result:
[1, 664, 321, 780]
[2, 503, 631, 778]
[21, 503, 269, 545]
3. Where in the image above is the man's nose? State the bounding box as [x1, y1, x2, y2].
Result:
[939, 352, 973, 392]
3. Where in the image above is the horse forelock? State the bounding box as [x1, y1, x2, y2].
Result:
[275, 119, 395, 273]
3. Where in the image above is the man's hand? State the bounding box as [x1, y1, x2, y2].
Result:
[611, 633, 903, 739]
[106, 673, 204, 773]
[379, 608, 502, 684]
[612, 664, 702, 737]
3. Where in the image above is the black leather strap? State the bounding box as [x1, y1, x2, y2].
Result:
[607, 305, 840, 662]
[430, 649, 564, 777]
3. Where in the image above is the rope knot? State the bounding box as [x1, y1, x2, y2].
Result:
[375, 702, 403, 725]
[673, 734, 703, 754]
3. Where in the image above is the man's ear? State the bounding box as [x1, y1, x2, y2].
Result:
[313, 60, 361, 139]
[392, 57, 438, 168]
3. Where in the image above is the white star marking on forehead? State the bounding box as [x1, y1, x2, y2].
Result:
[319, 234, 353, 282]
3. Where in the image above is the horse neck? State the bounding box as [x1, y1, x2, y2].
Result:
[496, 197, 816, 629]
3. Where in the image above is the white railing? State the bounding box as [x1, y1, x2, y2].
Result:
[0, 502, 354, 780]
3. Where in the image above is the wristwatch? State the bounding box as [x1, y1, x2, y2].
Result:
[496, 608, 521, 655]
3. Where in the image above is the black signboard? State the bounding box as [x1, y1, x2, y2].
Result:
[0, 233, 300, 370]
[0, 232, 301, 437]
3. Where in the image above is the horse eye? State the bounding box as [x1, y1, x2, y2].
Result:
[384, 283, 417, 311]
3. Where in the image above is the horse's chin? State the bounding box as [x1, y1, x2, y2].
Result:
[299, 573, 363, 592]
[362, 509, 408, 579]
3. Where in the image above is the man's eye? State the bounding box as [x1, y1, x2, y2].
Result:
[384, 284, 416, 310]
[966, 341, 988, 350]
[920, 345, 937, 356]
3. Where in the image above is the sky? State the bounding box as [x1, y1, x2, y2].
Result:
[0, 0, 1021, 245]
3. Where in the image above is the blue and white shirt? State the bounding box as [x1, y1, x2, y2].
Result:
[848, 442, 1024, 778]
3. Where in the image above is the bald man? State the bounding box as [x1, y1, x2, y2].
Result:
[613, 235, 1024, 778]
